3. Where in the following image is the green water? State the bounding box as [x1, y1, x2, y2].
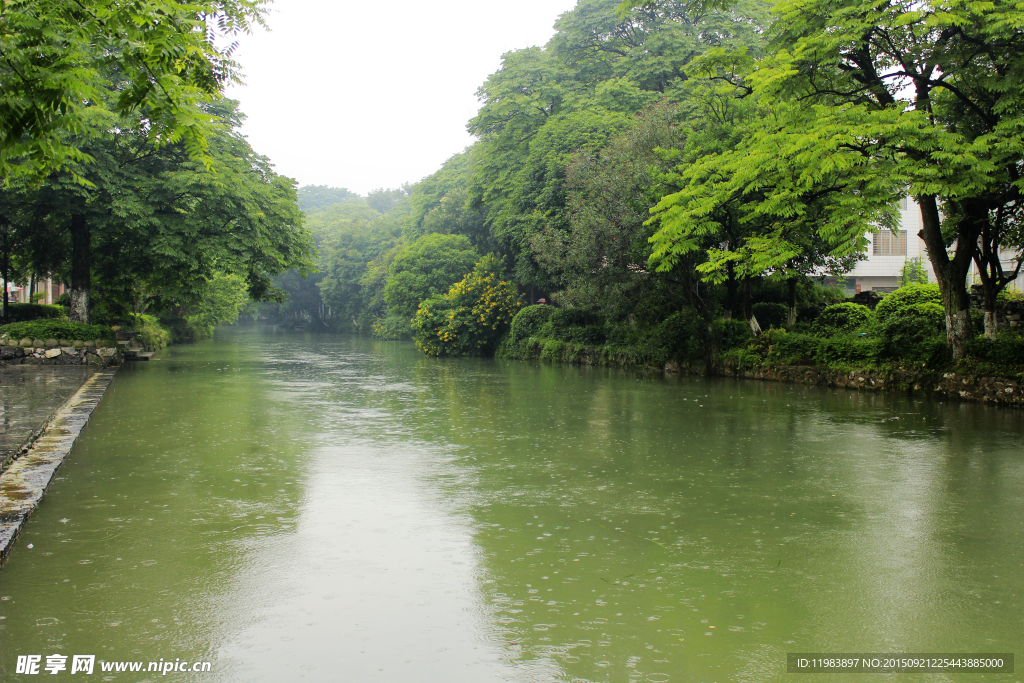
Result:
[1, 331, 1022, 682]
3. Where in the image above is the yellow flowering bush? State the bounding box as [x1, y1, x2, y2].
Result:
[412, 254, 523, 356]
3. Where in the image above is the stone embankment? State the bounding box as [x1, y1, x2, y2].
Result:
[515, 339, 1023, 407]
[717, 364, 1023, 407]
[0, 337, 120, 367]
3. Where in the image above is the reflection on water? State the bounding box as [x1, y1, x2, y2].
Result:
[1, 331, 1021, 682]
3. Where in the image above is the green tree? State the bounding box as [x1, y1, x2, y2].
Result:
[531, 103, 684, 318]
[25, 100, 313, 324]
[384, 234, 479, 318]
[412, 254, 523, 356]
[650, 0, 1024, 358]
[0, 0, 265, 177]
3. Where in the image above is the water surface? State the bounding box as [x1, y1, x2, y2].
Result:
[1, 331, 1021, 682]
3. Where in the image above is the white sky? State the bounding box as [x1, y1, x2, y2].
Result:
[225, 0, 581, 196]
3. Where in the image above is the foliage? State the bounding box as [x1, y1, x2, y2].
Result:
[900, 257, 931, 287]
[508, 305, 555, 345]
[814, 303, 872, 337]
[815, 334, 883, 366]
[412, 255, 523, 356]
[535, 308, 608, 346]
[0, 0, 266, 177]
[718, 318, 753, 351]
[531, 103, 682, 316]
[874, 285, 943, 326]
[964, 332, 1024, 368]
[297, 186, 359, 212]
[385, 234, 479, 318]
[371, 313, 413, 341]
[129, 314, 171, 351]
[751, 302, 787, 329]
[652, 310, 705, 362]
[2, 303, 65, 323]
[183, 272, 252, 338]
[0, 319, 112, 342]
[879, 303, 947, 353]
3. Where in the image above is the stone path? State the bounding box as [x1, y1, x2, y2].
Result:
[0, 368, 117, 564]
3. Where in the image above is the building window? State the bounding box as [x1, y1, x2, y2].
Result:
[899, 196, 909, 210]
[873, 230, 907, 256]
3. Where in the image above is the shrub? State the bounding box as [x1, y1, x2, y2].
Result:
[0, 319, 114, 342]
[752, 302, 787, 329]
[965, 331, 1024, 366]
[130, 314, 171, 351]
[816, 334, 882, 366]
[508, 305, 554, 345]
[2, 302, 65, 322]
[653, 310, 704, 362]
[539, 308, 604, 341]
[412, 254, 523, 356]
[874, 283, 942, 324]
[814, 302, 872, 336]
[765, 331, 820, 365]
[718, 318, 753, 351]
[880, 302, 946, 357]
[565, 325, 606, 345]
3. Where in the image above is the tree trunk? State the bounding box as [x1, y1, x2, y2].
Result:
[725, 261, 737, 319]
[786, 276, 798, 328]
[917, 195, 975, 360]
[741, 276, 752, 321]
[69, 213, 91, 324]
[1, 222, 8, 322]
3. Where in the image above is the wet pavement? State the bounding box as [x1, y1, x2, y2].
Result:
[0, 365, 97, 471]
[0, 367, 117, 563]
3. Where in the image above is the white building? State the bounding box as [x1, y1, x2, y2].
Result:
[821, 197, 1024, 295]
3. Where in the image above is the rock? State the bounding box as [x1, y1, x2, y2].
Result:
[0, 347, 23, 360]
[98, 347, 115, 357]
[33, 339, 45, 347]
[93, 339, 104, 348]
[19, 338, 32, 347]
[61, 346, 76, 355]
[72, 340, 84, 349]
[44, 348, 61, 358]
[44, 338, 59, 348]
[58, 338, 72, 346]
[83, 340, 96, 348]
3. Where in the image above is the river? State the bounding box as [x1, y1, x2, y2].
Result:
[1, 331, 1021, 682]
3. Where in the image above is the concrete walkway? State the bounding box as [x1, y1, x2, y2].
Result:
[0, 367, 117, 564]
[0, 365, 97, 470]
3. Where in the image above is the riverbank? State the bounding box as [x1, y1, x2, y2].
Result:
[506, 336, 1024, 407]
[0, 367, 118, 564]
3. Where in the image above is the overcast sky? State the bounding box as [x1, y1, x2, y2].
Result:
[224, 0, 580, 196]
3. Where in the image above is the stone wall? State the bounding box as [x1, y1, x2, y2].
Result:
[0, 339, 121, 368]
[707, 364, 1024, 407]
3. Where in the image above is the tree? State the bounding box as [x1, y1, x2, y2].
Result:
[384, 234, 479, 318]
[468, 0, 770, 296]
[711, 0, 1024, 357]
[0, 0, 266, 177]
[26, 100, 313, 324]
[644, 51, 885, 325]
[411, 254, 523, 356]
[531, 103, 684, 317]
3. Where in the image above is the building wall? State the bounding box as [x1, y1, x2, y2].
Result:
[825, 197, 1024, 294]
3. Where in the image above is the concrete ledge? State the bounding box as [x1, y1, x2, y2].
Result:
[0, 368, 117, 565]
